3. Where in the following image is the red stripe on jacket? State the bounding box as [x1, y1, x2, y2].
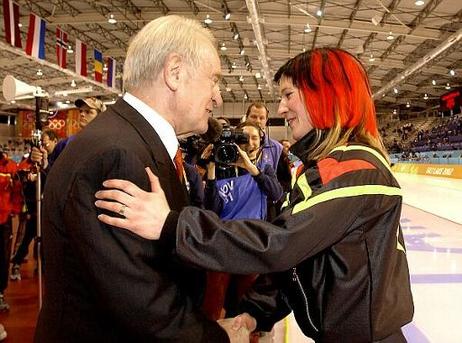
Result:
[318, 157, 376, 185]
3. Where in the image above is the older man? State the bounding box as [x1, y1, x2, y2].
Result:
[34, 15, 231, 342]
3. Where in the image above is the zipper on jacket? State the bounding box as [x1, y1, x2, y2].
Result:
[292, 267, 319, 332]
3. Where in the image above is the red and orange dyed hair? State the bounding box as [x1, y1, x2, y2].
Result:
[274, 48, 379, 137]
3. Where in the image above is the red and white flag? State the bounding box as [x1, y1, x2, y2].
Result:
[2, 0, 22, 48]
[25, 13, 46, 59]
[75, 39, 87, 77]
[56, 26, 68, 68]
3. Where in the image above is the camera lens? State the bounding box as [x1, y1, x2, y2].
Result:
[215, 144, 238, 164]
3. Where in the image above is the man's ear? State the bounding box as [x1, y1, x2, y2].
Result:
[163, 53, 183, 91]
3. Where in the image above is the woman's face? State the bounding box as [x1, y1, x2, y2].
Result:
[241, 125, 261, 159]
[277, 76, 313, 141]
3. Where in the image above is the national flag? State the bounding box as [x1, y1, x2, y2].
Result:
[25, 13, 46, 59]
[56, 26, 67, 68]
[106, 57, 116, 88]
[2, 0, 22, 48]
[75, 39, 87, 76]
[94, 49, 103, 82]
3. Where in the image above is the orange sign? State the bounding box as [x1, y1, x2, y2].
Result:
[392, 163, 462, 179]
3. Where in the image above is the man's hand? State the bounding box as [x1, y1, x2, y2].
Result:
[95, 167, 170, 240]
[31, 146, 48, 169]
[231, 313, 257, 333]
[218, 315, 256, 343]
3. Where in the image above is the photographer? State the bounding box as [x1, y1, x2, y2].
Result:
[200, 121, 283, 321]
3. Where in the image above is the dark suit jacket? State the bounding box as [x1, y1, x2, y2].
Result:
[34, 99, 228, 342]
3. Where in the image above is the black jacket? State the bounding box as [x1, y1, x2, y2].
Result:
[35, 99, 228, 342]
[161, 132, 414, 342]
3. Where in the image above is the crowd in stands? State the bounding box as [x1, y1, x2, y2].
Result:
[381, 115, 462, 160]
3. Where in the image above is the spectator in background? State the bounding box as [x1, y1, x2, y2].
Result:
[30, 98, 106, 171]
[245, 102, 290, 220]
[0, 149, 18, 311]
[76, 97, 107, 129]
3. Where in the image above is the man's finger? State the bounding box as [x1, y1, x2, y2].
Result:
[145, 167, 161, 193]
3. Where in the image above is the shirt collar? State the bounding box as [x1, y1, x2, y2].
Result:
[123, 92, 179, 161]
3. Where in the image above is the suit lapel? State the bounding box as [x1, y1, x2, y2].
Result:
[110, 99, 189, 209]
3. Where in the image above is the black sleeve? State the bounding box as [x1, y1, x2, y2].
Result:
[163, 169, 400, 274]
[203, 179, 223, 214]
[252, 164, 283, 202]
[276, 153, 292, 193]
[239, 274, 292, 332]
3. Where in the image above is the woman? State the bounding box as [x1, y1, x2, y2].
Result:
[201, 121, 283, 320]
[95, 48, 413, 342]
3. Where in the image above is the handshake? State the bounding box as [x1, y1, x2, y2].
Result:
[218, 313, 273, 343]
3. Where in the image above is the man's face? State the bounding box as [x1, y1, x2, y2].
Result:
[247, 106, 268, 130]
[176, 46, 222, 136]
[41, 134, 57, 154]
[79, 105, 98, 128]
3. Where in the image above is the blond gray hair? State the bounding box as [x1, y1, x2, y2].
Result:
[123, 15, 216, 91]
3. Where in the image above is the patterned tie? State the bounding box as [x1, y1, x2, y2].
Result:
[174, 148, 185, 184]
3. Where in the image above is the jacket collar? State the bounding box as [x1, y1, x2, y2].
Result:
[290, 130, 323, 166]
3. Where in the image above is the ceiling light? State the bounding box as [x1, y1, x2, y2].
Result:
[424, 93, 428, 100]
[449, 69, 455, 76]
[302, 48, 306, 52]
[231, 63, 237, 69]
[369, 54, 375, 62]
[257, 85, 262, 90]
[415, 0, 425, 5]
[445, 83, 451, 90]
[36, 69, 43, 76]
[316, 9, 322, 17]
[108, 14, 117, 24]
[224, 12, 231, 20]
[67, 45, 73, 54]
[371, 15, 381, 26]
[304, 24, 312, 33]
[239, 75, 244, 82]
[233, 33, 239, 40]
[220, 43, 227, 51]
[10, 100, 16, 104]
[65, 100, 71, 104]
[204, 14, 212, 25]
[240, 48, 245, 55]
[244, 94, 248, 100]
[432, 79, 436, 85]
[18, 23, 22, 28]
[226, 87, 231, 92]
[255, 72, 261, 78]
[387, 32, 394, 40]
[70, 79, 76, 87]
[393, 109, 397, 114]
[406, 102, 410, 108]
[393, 87, 398, 94]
